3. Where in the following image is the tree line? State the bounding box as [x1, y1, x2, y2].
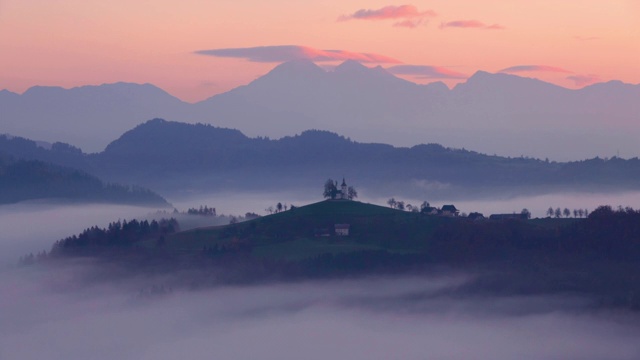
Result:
[50, 218, 179, 253]
[546, 207, 589, 218]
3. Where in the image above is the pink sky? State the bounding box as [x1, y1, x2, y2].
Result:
[1, 0, 638, 102]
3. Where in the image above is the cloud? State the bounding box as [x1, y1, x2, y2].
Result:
[567, 74, 601, 87]
[499, 65, 573, 74]
[393, 19, 425, 28]
[339, 5, 437, 21]
[195, 45, 401, 64]
[338, 5, 436, 28]
[440, 20, 505, 30]
[387, 65, 468, 79]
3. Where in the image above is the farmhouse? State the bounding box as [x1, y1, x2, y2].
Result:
[441, 205, 459, 217]
[334, 224, 350, 236]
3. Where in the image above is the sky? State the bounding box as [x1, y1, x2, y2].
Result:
[1, 0, 638, 102]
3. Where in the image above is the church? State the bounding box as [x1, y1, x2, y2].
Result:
[325, 177, 356, 200]
[336, 178, 349, 200]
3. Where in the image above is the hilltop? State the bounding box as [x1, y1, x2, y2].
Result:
[158, 200, 426, 261]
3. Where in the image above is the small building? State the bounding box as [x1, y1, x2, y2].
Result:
[334, 224, 350, 236]
[468, 212, 485, 220]
[441, 205, 459, 217]
[421, 206, 439, 215]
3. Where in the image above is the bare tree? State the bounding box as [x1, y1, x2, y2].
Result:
[547, 207, 554, 217]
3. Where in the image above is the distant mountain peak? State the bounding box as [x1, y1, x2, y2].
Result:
[334, 59, 368, 73]
[267, 59, 325, 76]
[456, 70, 565, 92]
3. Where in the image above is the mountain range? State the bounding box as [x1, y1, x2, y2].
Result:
[3, 119, 640, 201]
[2, 60, 638, 160]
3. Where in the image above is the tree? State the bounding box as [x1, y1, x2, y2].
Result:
[563, 208, 571, 218]
[547, 207, 554, 217]
[420, 201, 430, 211]
[554, 207, 562, 218]
[276, 202, 283, 213]
[347, 186, 358, 200]
[578, 209, 584, 218]
[323, 179, 338, 199]
[387, 198, 397, 209]
[396, 201, 405, 211]
[521, 208, 531, 219]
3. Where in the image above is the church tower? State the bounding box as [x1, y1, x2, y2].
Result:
[341, 178, 348, 199]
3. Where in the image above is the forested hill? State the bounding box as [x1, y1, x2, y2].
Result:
[4, 120, 640, 200]
[38, 201, 640, 309]
[0, 156, 169, 206]
[92, 119, 640, 198]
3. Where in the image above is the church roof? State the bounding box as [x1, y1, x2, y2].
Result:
[442, 205, 459, 212]
[341, 178, 347, 186]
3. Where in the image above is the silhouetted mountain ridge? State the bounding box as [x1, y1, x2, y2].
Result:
[0, 155, 169, 206]
[91, 119, 640, 198]
[3, 62, 639, 160]
[4, 120, 640, 199]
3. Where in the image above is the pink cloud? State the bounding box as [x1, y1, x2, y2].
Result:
[485, 24, 506, 30]
[339, 5, 435, 29]
[393, 19, 425, 28]
[440, 20, 505, 30]
[567, 74, 601, 87]
[195, 45, 402, 64]
[499, 65, 573, 74]
[387, 65, 467, 79]
[339, 5, 437, 21]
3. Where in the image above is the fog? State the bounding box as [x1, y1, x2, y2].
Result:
[2, 264, 639, 360]
[0, 202, 162, 266]
[2, 197, 640, 359]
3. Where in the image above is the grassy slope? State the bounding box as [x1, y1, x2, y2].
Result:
[146, 200, 438, 260]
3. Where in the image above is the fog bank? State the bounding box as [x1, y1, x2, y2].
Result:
[1, 266, 639, 360]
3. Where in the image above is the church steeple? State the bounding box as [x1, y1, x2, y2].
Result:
[341, 178, 348, 199]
